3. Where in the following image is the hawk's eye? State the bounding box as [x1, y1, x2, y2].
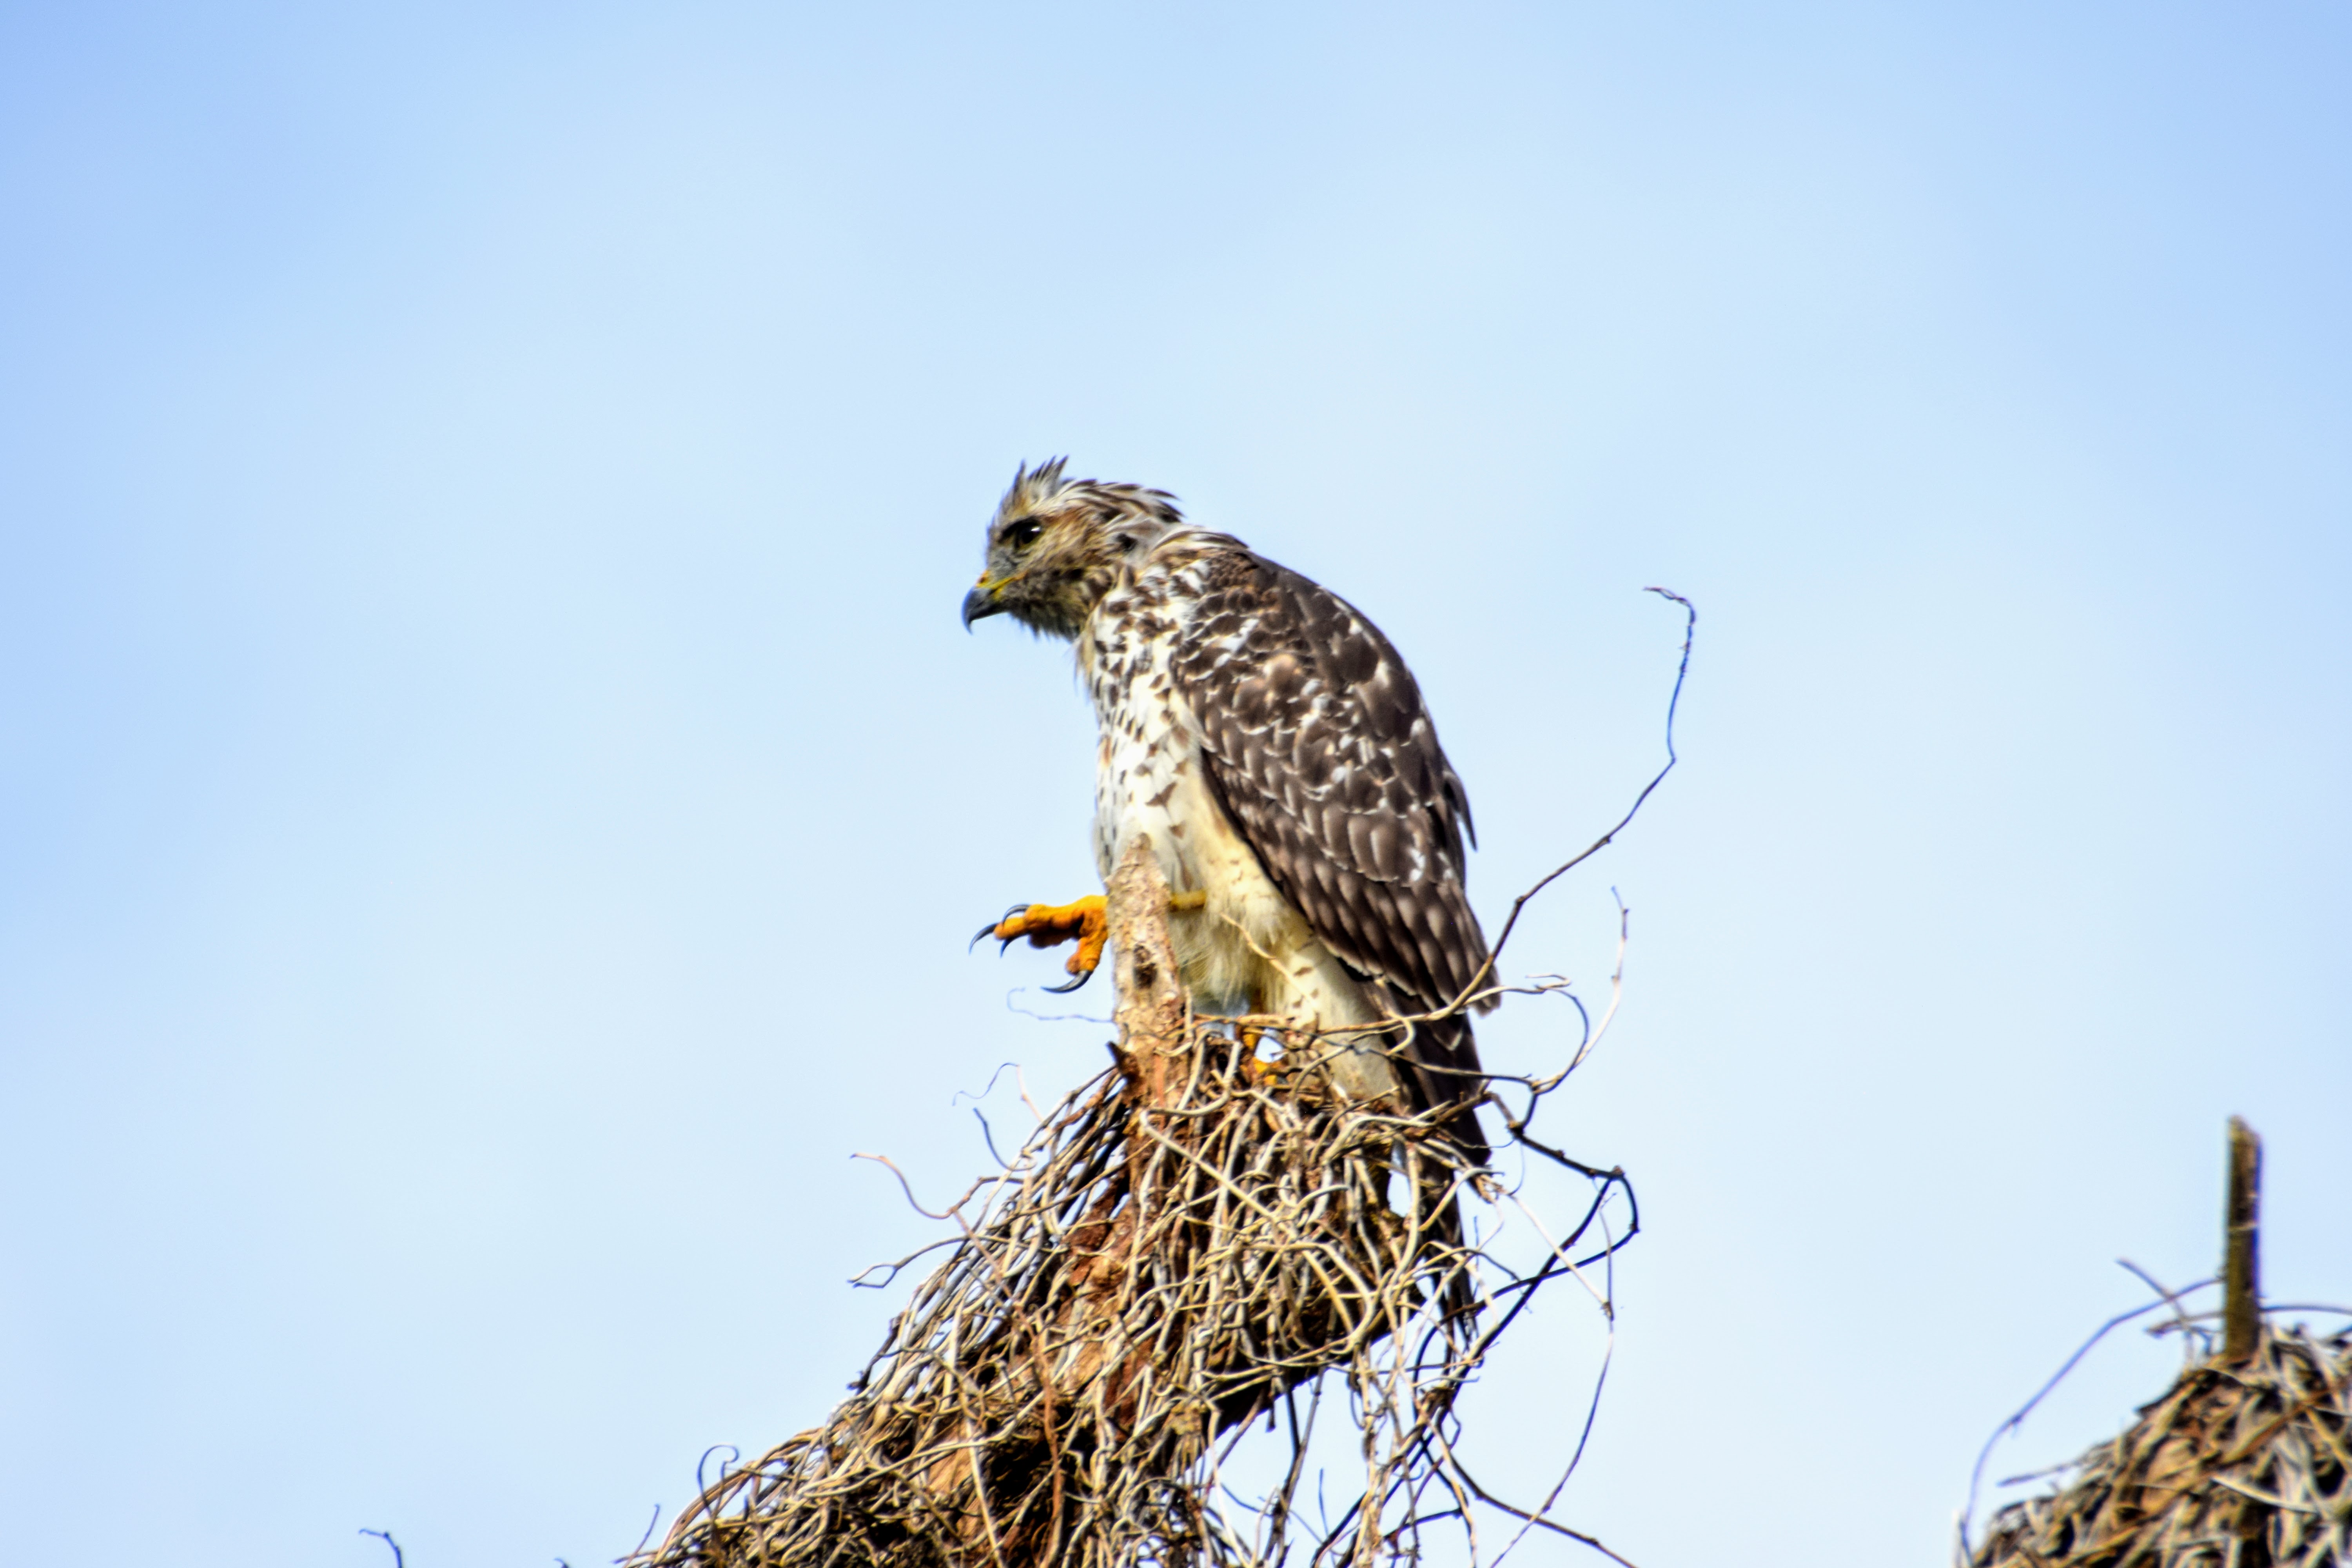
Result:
[1005, 518, 1044, 549]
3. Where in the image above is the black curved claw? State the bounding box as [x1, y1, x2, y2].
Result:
[1040, 964, 1098, 995]
[970, 904, 1031, 953]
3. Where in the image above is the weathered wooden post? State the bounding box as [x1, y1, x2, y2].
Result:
[2220, 1115, 2262, 1367]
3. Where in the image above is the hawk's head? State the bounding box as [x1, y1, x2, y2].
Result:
[962, 459, 1187, 640]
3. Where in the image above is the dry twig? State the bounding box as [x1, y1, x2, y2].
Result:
[632, 847, 1635, 1568]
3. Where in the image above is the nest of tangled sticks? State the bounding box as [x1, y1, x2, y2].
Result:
[1969, 1322, 2352, 1568]
[627, 844, 1639, 1568]
[1967, 1122, 2352, 1568]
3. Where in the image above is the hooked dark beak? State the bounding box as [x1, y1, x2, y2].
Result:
[962, 583, 1005, 630]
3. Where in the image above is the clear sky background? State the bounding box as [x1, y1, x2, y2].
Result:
[2, 4, 2347, 1565]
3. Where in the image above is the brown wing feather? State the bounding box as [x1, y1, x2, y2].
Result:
[1168, 549, 1492, 1154]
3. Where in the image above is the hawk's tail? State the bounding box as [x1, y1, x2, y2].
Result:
[1405, 1013, 1491, 1169]
[1404, 1013, 1488, 1319]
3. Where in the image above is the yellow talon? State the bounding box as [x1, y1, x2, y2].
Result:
[1240, 1022, 1287, 1085]
[981, 896, 1111, 991]
[975, 888, 1205, 995]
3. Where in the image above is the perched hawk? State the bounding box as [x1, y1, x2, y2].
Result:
[964, 460, 1495, 1162]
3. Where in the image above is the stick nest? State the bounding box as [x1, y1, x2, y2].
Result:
[1971, 1325, 2352, 1568]
[628, 848, 1633, 1568]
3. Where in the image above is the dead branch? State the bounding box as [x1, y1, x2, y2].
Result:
[630, 842, 1634, 1568]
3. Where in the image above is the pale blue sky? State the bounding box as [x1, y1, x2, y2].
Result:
[2, 4, 2347, 1565]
